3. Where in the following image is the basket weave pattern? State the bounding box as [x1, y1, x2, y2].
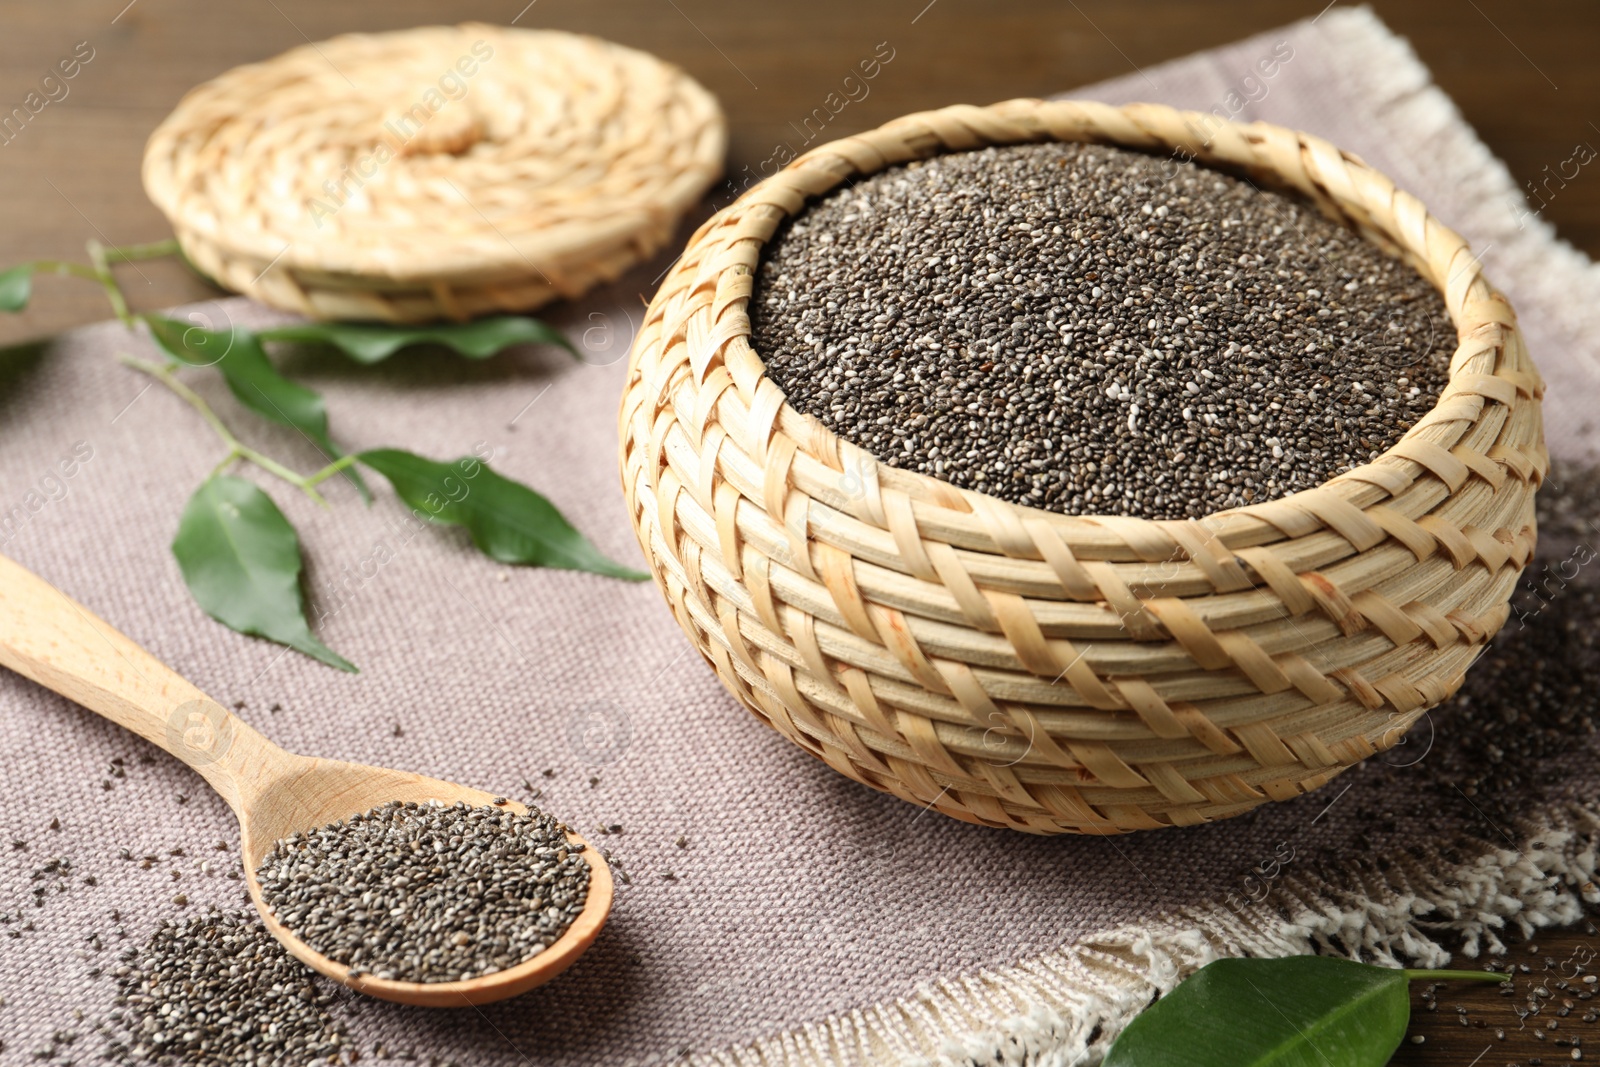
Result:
[619, 100, 1546, 834]
[143, 25, 725, 323]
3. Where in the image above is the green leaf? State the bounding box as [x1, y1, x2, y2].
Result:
[257, 316, 579, 363]
[356, 448, 647, 580]
[0, 265, 33, 312]
[172, 476, 356, 672]
[1103, 957, 1410, 1067]
[145, 316, 370, 500]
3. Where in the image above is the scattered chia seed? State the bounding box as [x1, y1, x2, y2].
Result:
[1285, 461, 1599, 871]
[255, 799, 590, 983]
[750, 141, 1452, 519]
[101, 909, 348, 1065]
[1413, 458, 1600, 818]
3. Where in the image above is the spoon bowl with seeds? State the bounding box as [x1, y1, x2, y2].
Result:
[0, 553, 612, 1007]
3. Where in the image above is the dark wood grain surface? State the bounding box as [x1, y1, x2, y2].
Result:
[1392, 913, 1600, 1066]
[2, 2, 1598, 1062]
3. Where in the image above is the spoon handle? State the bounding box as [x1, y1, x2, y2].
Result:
[0, 552, 268, 801]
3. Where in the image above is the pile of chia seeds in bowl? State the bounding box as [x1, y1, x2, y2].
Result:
[750, 140, 1454, 520]
[255, 799, 589, 984]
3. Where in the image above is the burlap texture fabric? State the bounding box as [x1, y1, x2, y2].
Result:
[2, 8, 1597, 1065]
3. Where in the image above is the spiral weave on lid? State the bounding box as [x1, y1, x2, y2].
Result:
[143, 24, 726, 323]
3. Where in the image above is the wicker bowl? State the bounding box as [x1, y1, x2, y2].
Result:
[619, 99, 1545, 835]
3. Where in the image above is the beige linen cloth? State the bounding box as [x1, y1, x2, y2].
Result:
[2, 8, 1598, 1065]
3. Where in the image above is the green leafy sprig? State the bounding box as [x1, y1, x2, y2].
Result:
[1103, 956, 1510, 1066]
[4, 238, 641, 672]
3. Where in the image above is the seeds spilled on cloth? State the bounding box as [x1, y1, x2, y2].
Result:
[1376, 457, 1600, 822]
[751, 140, 1452, 520]
[256, 799, 590, 983]
[102, 909, 349, 1065]
[1233, 458, 1600, 872]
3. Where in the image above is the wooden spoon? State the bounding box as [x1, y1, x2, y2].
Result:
[0, 553, 612, 1007]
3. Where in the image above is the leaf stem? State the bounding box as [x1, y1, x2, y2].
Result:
[12, 239, 177, 323]
[1402, 969, 1512, 985]
[120, 354, 235, 444]
[118, 354, 330, 507]
[26, 260, 105, 282]
[305, 454, 359, 487]
[236, 450, 331, 507]
[208, 447, 242, 481]
[86, 240, 135, 327]
[103, 238, 181, 263]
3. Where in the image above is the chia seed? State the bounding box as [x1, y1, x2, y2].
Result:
[750, 141, 1452, 519]
[101, 909, 348, 1065]
[1425, 458, 1600, 815]
[255, 799, 589, 983]
[1294, 458, 1600, 859]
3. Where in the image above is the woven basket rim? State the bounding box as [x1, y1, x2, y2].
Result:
[700, 98, 1533, 553]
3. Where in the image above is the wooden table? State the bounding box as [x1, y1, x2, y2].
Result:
[1392, 913, 1600, 1066]
[2, 2, 1597, 1061]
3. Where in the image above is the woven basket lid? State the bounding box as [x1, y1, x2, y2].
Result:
[142, 24, 726, 322]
